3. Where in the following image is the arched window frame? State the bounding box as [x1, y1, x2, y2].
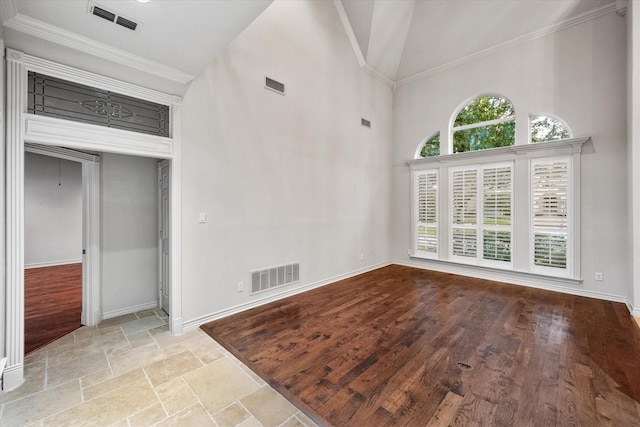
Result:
[450, 94, 516, 154]
[415, 131, 440, 159]
[529, 114, 572, 143]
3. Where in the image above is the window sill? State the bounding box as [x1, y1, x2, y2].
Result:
[406, 136, 590, 167]
[405, 255, 582, 288]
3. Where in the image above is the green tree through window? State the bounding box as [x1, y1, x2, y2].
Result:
[420, 133, 440, 157]
[452, 96, 515, 153]
[530, 115, 571, 142]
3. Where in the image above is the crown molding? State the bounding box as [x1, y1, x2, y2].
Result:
[395, 2, 618, 88]
[363, 64, 395, 89]
[7, 48, 180, 105]
[3, 13, 195, 84]
[333, 0, 615, 91]
[0, 0, 18, 24]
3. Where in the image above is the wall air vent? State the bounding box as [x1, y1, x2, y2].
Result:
[88, 2, 140, 32]
[116, 16, 138, 31]
[361, 118, 371, 128]
[251, 263, 299, 294]
[92, 6, 116, 22]
[265, 77, 285, 95]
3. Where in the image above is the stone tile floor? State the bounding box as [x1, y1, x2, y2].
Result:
[0, 309, 318, 427]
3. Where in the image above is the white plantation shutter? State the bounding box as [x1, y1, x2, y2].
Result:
[409, 137, 583, 280]
[414, 170, 438, 256]
[450, 164, 512, 265]
[451, 168, 477, 258]
[531, 158, 570, 271]
[482, 165, 512, 263]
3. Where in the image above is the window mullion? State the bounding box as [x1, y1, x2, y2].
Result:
[452, 115, 515, 132]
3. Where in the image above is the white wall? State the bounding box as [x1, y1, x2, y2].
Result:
[180, 0, 393, 323]
[392, 11, 629, 299]
[628, 1, 640, 316]
[101, 153, 159, 315]
[24, 152, 82, 267]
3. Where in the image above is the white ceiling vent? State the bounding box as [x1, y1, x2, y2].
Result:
[88, 2, 140, 32]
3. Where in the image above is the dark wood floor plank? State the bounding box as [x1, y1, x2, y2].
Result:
[201, 265, 640, 426]
[24, 263, 82, 354]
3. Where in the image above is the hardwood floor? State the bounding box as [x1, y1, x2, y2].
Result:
[201, 265, 640, 426]
[24, 263, 82, 354]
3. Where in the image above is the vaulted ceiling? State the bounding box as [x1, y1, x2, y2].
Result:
[0, 0, 619, 93]
[340, 0, 617, 83]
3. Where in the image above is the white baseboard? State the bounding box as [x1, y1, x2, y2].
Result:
[182, 262, 392, 332]
[1, 363, 24, 391]
[25, 259, 82, 269]
[183, 260, 638, 333]
[102, 300, 158, 320]
[170, 317, 183, 335]
[0, 357, 7, 382]
[395, 259, 629, 305]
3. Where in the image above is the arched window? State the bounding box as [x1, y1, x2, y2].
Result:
[417, 132, 440, 158]
[530, 115, 571, 143]
[452, 95, 515, 153]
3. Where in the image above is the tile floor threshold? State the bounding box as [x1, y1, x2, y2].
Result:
[0, 309, 318, 427]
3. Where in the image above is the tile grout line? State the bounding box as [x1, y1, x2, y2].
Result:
[142, 364, 171, 423]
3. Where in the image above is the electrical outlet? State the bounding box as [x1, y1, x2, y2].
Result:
[595, 272, 603, 281]
[237, 281, 244, 292]
[360, 253, 364, 261]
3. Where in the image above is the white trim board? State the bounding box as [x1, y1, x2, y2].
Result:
[394, 259, 629, 307]
[3, 13, 194, 84]
[102, 301, 159, 320]
[25, 259, 82, 269]
[182, 262, 392, 332]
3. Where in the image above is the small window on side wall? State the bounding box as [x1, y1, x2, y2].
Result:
[452, 95, 515, 153]
[530, 115, 571, 143]
[419, 133, 440, 158]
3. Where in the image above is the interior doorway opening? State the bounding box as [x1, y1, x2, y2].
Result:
[4, 49, 183, 392]
[24, 151, 83, 353]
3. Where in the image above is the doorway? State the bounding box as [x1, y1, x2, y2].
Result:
[24, 152, 83, 353]
[4, 49, 183, 391]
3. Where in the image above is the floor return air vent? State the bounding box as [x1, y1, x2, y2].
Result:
[251, 263, 299, 294]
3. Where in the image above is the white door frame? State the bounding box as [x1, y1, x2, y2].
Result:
[3, 49, 183, 391]
[24, 144, 101, 326]
[158, 159, 171, 315]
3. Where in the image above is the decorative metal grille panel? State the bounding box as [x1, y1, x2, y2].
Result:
[27, 72, 170, 137]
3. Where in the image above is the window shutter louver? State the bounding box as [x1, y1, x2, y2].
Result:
[415, 170, 438, 255]
[531, 159, 569, 270]
[451, 168, 477, 258]
[482, 165, 512, 262]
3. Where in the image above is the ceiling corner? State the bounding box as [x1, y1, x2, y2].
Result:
[0, 0, 18, 25]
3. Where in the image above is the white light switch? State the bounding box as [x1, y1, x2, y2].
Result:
[198, 212, 206, 223]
